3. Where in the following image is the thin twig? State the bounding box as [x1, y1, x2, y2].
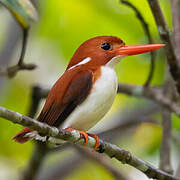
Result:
[0, 28, 36, 78]
[159, 79, 173, 174]
[118, 83, 180, 117]
[0, 106, 178, 180]
[147, 0, 180, 95]
[18, 28, 29, 66]
[120, 0, 155, 86]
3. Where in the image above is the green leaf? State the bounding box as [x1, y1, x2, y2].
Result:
[0, 0, 38, 28]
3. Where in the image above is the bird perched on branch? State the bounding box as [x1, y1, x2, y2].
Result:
[13, 36, 164, 150]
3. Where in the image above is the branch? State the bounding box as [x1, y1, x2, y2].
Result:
[0, 106, 178, 180]
[147, 0, 180, 95]
[120, 0, 155, 86]
[118, 83, 180, 117]
[159, 80, 173, 174]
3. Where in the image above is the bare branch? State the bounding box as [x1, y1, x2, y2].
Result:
[118, 83, 180, 117]
[159, 80, 173, 174]
[0, 106, 179, 180]
[120, 0, 155, 86]
[147, 0, 180, 95]
[18, 28, 29, 66]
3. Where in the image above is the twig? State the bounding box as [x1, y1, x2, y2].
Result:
[118, 83, 180, 117]
[120, 0, 155, 86]
[0, 28, 36, 78]
[147, 0, 180, 95]
[0, 106, 179, 180]
[159, 79, 173, 174]
[18, 28, 29, 66]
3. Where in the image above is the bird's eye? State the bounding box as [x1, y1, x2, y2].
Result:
[101, 43, 111, 50]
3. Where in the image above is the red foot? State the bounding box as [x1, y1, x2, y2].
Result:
[88, 133, 100, 151]
[65, 127, 88, 147]
[64, 128, 100, 151]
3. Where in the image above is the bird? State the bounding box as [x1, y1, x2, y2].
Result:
[13, 36, 164, 150]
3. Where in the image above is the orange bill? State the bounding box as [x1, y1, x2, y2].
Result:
[115, 44, 165, 56]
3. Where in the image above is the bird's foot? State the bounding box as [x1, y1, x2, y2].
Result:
[87, 133, 100, 151]
[64, 127, 100, 151]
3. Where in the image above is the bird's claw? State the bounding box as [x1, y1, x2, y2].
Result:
[64, 127, 100, 151]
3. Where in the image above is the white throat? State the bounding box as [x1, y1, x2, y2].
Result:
[106, 55, 126, 68]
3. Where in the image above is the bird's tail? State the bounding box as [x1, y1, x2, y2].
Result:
[13, 127, 33, 144]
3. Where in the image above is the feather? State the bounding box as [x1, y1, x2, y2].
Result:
[13, 127, 32, 143]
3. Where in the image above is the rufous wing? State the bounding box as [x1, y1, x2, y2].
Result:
[37, 69, 93, 127]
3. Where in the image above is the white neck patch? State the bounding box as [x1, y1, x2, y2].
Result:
[106, 55, 126, 68]
[68, 57, 91, 70]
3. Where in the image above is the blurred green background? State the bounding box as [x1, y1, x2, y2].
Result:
[0, 0, 178, 179]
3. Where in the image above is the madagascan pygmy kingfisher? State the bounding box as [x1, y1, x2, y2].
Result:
[13, 36, 164, 150]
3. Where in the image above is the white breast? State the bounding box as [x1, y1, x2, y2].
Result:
[61, 66, 118, 131]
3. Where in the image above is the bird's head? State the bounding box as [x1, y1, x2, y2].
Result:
[67, 36, 164, 70]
